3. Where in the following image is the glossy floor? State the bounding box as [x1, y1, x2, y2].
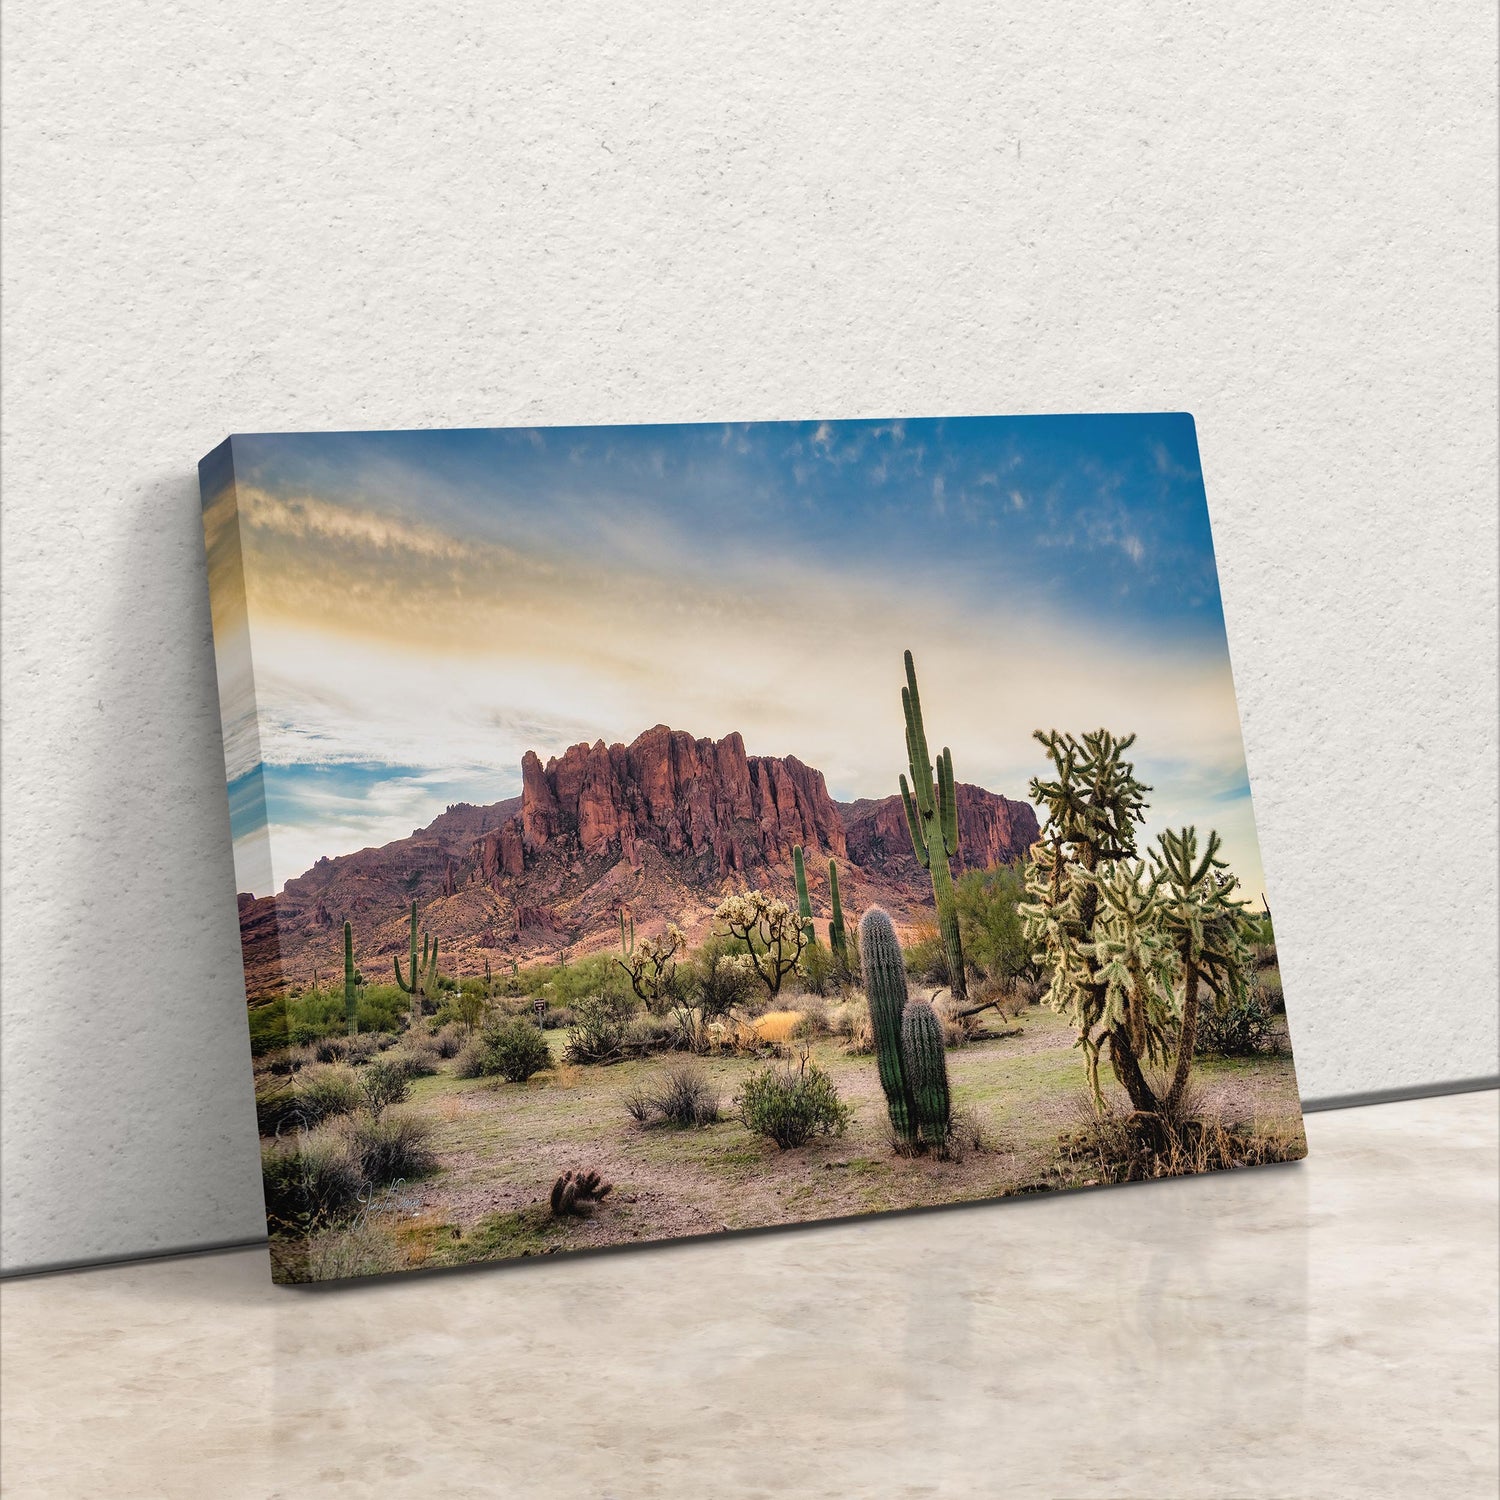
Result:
[2, 1091, 1496, 1499]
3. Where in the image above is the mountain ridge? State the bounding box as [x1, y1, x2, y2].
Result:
[236, 724, 1039, 998]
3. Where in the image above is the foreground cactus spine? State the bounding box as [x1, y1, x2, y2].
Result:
[393, 899, 439, 1022]
[898, 650, 966, 1001]
[342, 921, 358, 1036]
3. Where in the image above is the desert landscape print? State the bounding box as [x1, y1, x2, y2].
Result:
[200, 413, 1305, 1283]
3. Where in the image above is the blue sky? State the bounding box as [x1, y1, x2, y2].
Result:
[204, 413, 1265, 898]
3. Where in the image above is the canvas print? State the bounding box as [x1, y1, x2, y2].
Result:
[200, 413, 1305, 1284]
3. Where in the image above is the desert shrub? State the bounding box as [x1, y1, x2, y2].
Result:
[1195, 987, 1280, 1057]
[342, 1109, 437, 1184]
[934, 994, 978, 1048]
[255, 1076, 306, 1137]
[358, 1057, 411, 1119]
[955, 862, 1031, 981]
[943, 1106, 991, 1162]
[452, 1037, 490, 1079]
[563, 992, 635, 1065]
[482, 1018, 553, 1082]
[263, 1044, 315, 1076]
[792, 994, 830, 1039]
[295, 1064, 363, 1124]
[735, 1056, 851, 1148]
[1257, 967, 1284, 1012]
[342, 1033, 382, 1066]
[386, 1040, 440, 1079]
[622, 1014, 681, 1055]
[625, 1062, 722, 1127]
[902, 924, 949, 986]
[313, 1035, 350, 1064]
[691, 935, 759, 1022]
[828, 996, 873, 1054]
[430, 1023, 465, 1059]
[260, 1130, 364, 1229]
[798, 941, 838, 997]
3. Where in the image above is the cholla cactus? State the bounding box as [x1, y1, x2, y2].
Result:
[714, 890, 809, 1000]
[1023, 729, 1250, 1120]
[615, 918, 686, 1011]
[898, 651, 967, 1001]
[550, 1167, 613, 1217]
[1152, 826, 1254, 1111]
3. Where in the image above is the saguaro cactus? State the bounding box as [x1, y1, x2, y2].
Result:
[898, 650, 966, 1001]
[827, 860, 848, 964]
[342, 921, 358, 1036]
[901, 1000, 951, 1147]
[619, 907, 635, 958]
[393, 899, 439, 1020]
[859, 907, 918, 1149]
[792, 845, 816, 947]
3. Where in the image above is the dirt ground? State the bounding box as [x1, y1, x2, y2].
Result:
[318, 1002, 1306, 1273]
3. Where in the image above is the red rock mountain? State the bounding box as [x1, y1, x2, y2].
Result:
[238, 724, 1038, 998]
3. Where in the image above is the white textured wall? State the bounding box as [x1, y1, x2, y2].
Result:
[2, 3, 1495, 1274]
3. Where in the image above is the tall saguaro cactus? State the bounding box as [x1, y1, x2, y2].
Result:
[342, 921, 359, 1037]
[901, 1000, 951, 1147]
[827, 860, 848, 964]
[792, 845, 816, 947]
[394, 899, 439, 1022]
[898, 650, 966, 1000]
[859, 906, 952, 1153]
[860, 908, 917, 1148]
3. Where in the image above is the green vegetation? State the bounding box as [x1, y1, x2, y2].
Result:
[898, 649, 967, 1001]
[735, 1054, 851, 1148]
[901, 1000, 951, 1149]
[954, 863, 1030, 982]
[468, 1016, 552, 1083]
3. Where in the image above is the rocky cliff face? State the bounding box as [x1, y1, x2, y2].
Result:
[238, 726, 1037, 998]
[511, 725, 845, 876]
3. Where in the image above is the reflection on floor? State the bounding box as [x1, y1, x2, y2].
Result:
[2, 1090, 1496, 1500]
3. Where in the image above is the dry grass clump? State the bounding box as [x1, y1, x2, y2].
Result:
[828, 996, 873, 1054]
[340, 1109, 438, 1184]
[1057, 1090, 1306, 1184]
[752, 1010, 805, 1044]
[622, 1062, 722, 1127]
[429, 1023, 466, 1059]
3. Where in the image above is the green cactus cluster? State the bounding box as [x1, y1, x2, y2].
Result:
[898, 650, 967, 1001]
[858, 906, 951, 1151]
[394, 899, 439, 1020]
